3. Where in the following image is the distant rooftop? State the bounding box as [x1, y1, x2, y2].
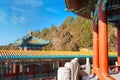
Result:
[12, 31, 50, 46]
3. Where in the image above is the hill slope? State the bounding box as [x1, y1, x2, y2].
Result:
[33, 16, 116, 51]
[0, 16, 117, 51]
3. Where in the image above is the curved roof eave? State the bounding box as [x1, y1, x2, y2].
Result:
[12, 35, 50, 46]
[65, 0, 97, 19]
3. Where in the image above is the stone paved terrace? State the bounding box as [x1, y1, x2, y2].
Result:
[110, 72, 120, 80]
[89, 73, 120, 80]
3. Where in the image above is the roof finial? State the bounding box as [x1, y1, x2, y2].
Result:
[29, 30, 33, 36]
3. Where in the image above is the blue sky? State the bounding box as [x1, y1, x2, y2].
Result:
[0, 0, 76, 45]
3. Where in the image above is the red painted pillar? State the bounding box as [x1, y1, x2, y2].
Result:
[32, 64, 36, 78]
[93, 19, 99, 75]
[98, 3, 108, 79]
[117, 27, 120, 71]
[20, 65, 22, 73]
[12, 64, 16, 74]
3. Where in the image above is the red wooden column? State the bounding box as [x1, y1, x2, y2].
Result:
[92, 19, 99, 75]
[12, 63, 16, 74]
[117, 27, 120, 71]
[98, 3, 108, 80]
[32, 64, 36, 78]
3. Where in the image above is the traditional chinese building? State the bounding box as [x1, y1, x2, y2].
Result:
[65, 0, 120, 79]
[12, 31, 50, 51]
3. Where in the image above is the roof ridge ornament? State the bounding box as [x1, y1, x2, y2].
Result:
[29, 30, 33, 36]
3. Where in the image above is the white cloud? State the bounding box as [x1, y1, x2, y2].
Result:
[11, 16, 26, 25]
[14, 0, 43, 7]
[0, 10, 6, 21]
[19, 17, 26, 23]
[0, 8, 26, 26]
[46, 8, 57, 13]
[11, 7, 29, 13]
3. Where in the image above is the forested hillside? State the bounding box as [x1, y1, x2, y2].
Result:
[0, 16, 117, 51]
[33, 16, 117, 51]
